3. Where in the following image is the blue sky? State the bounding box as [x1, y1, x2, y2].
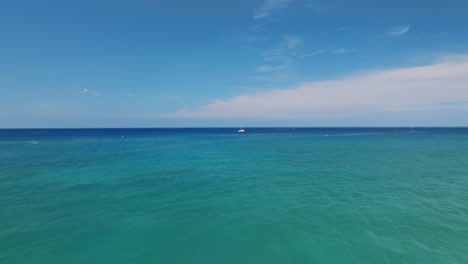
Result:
[1, 0, 468, 128]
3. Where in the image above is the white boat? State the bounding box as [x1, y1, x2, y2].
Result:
[238, 128, 245, 133]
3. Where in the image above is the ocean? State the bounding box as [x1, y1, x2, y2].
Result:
[1, 128, 468, 263]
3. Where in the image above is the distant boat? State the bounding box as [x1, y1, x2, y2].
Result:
[238, 128, 245, 133]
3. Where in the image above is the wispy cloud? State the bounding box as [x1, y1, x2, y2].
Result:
[256, 54, 292, 72]
[332, 48, 356, 54]
[256, 35, 354, 72]
[305, 0, 315, 8]
[253, 0, 291, 20]
[162, 55, 468, 119]
[388, 25, 410, 36]
[245, 35, 270, 42]
[256, 64, 290, 72]
[332, 26, 350, 32]
[435, 31, 449, 38]
[256, 35, 300, 72]
[168, 62, 196, 70]
[299, 49, 354, 57]
[300, 50, 325, 57]
[0, 76, 9, 80]
[283, 34, 301, 49]
[162, 95, 182, 100]
[81, 88, 100, 96]
[250, 24, 265, 32]
[152, 94, 182, 100]
[305, 0, 335, 12]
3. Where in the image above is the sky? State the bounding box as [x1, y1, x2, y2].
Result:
[1, 0, 468, 128]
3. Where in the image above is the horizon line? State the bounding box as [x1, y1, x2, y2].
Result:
[1, 126, 468, 130]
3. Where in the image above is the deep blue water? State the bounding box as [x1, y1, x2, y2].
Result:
[1, 128, 468, 263]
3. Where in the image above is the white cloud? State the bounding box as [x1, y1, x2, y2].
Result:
[253, 0, 291, 20]
[162, 55, 468, 119]
[81, 88, 100, 96]
[388, 25, 410, 36]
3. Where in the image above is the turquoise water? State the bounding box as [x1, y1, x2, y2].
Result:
[1, 128, 468, 263]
